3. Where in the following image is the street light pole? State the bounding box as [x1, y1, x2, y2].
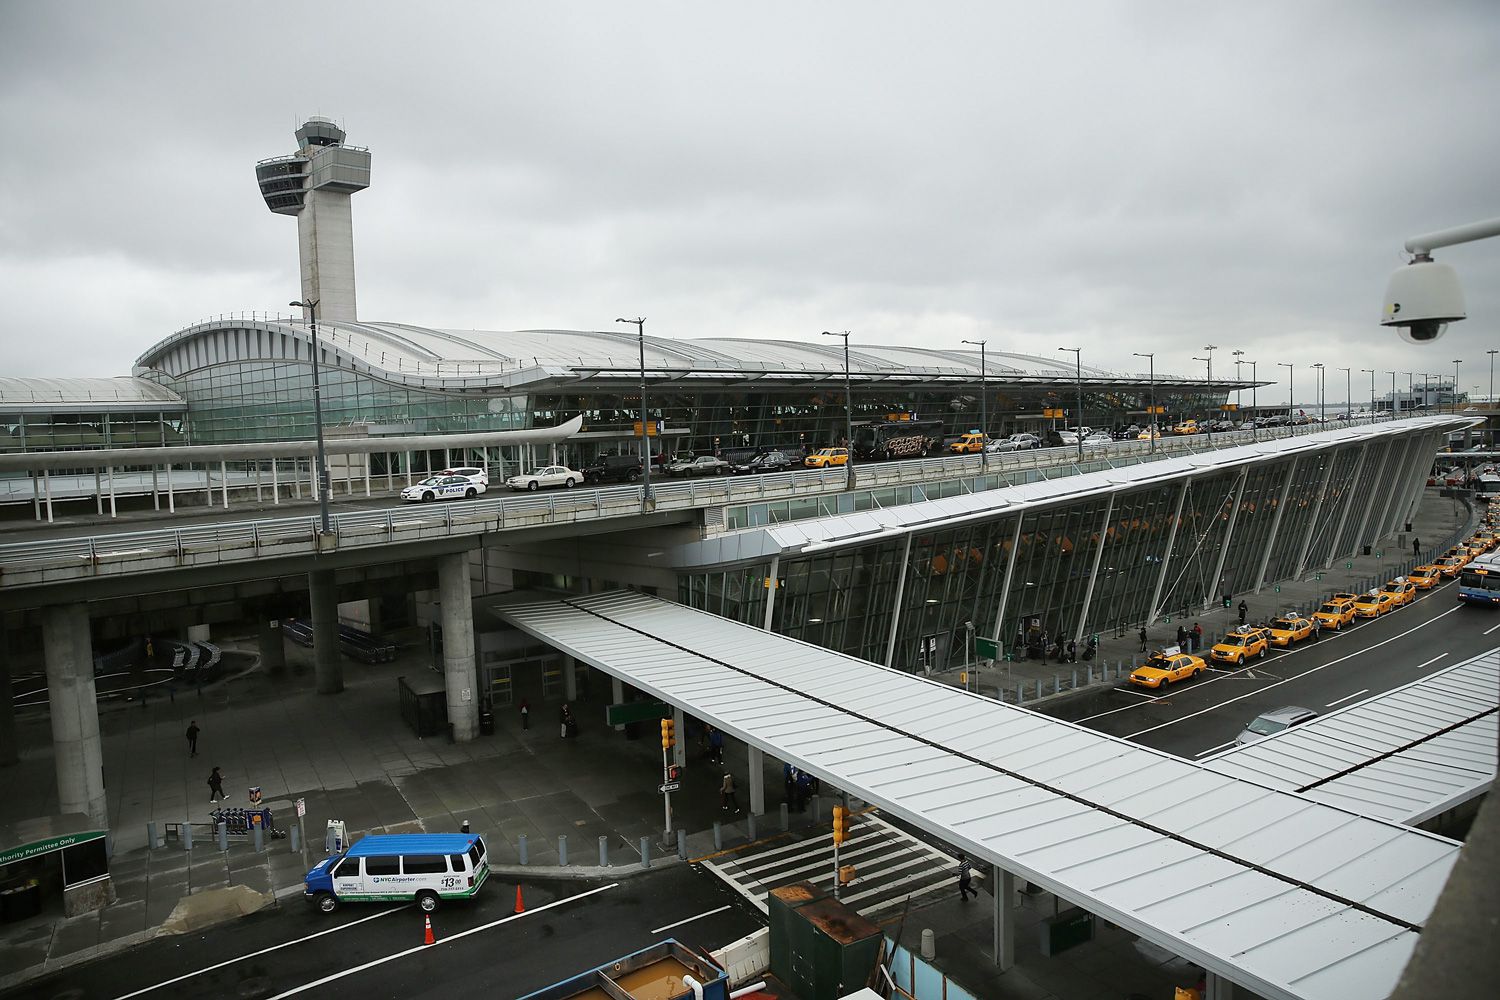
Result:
[1311, 363, 1325, 424]
[1361, 368, 1375, 418]
[962, 339, 988, 471]
[289, 298, 331, 535]
[1278, 362, 1294, 424]
[1338, 367, 1351, 422]
[1232, 349, 1245, 418]
[822, 331, 854, 488]
[1247, 360, 1258, 440]
[1452, 359, 1462, 413]
[1488, 349, 1498, 405]
[1387, 372, 1397, 420]
[616, 317, 654, 506]
[1058, 348, 1083, 462]
[1202, 345, 1217, 440]
[1133, 352, 1155, 454]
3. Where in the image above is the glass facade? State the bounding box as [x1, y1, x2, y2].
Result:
[681, 428, 1444, 673]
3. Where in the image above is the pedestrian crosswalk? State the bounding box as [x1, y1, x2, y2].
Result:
[701, 811, 974, 917]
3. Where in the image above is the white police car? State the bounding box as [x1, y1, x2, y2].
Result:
[400, 474, 486, 503]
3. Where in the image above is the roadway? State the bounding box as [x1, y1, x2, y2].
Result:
[5, 866, 762, 1000]
[1042, 575, 1500, 758]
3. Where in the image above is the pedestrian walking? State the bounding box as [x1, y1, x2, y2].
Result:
[559, 704, 571, 739]
[1413, 537, 1421, 558]
[709, 726, 725, 764]
[207, 766, 226, 803]
[185, 720, 200, 757]
[1175, 625, 1187, 650]
[1238, 600, 1249, 626]
[720, 772, 740, 813]
[956, 853, 979, 901]
[1066, 639, 1077, 663]
[519, 699, 530, 730]
[1138, 627, 1148, 653]
[1191, 623, 1203, 652]
[565, 705, 578, 739]
[1310, 618, 1322, 642]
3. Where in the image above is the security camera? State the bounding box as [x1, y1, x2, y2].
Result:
[1381, 254, 1466, 344]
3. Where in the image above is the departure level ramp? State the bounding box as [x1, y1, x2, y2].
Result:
[1202, 649, 1499, 825]
[496, 591, 1466, 1000]
[703, 811, 967, 916]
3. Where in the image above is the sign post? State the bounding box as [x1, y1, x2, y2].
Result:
[295, 797, 307, 865]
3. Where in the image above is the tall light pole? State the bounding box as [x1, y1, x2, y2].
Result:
[289, 298, 331, 535]
[822, 330, 854, 488]
[1338, 367, 1351, 421]
[1247, 359, 1258, 439]
[1278, 362, 1294, 424]
[1420, 373, 1432, 410]
[1452, 359, 1462, 413]
[1202, 345, 1217, 440]
[1133, 352, 1155, 454]
[1488, 349, 1498, 404]
[1403, 372, 1414, 418]
[1311, 363, 1325, 424]
[1232, 349, 1245, 417]
[615, 317, 655, 505]
[962, 339, 988, 471]
[1361, 368, 1376, 418]
[1058, 348, 1083, 462]
[1387, 372, 1397, 420]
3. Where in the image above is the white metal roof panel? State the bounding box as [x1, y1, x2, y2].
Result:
[1204, 649, 1498, 824]
[494, 590, 1464, 1000]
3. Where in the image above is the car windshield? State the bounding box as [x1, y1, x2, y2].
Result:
[415, 477, 444, 486]
[1318, 604, 1341, 614]
[1142, 657, 1170, 669]
[1269, 619, 1295, 629]
[1247, 717, 1289, 735]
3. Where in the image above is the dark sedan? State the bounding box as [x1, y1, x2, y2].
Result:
[731, 451, 794, 474]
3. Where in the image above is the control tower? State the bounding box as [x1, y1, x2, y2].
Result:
[255, 118, 371, 323]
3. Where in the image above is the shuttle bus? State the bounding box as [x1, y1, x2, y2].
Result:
[1457, 553, 1500, 607]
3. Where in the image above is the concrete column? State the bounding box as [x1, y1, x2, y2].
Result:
[258, 617, 286, 674]
[308, 570, 344, 694]
[563, 654, 578, 701]
[43, 605, 107, 827]
[672, 707, 686, 769]
[611, 677, 625, 732]
[993, 865, 1015, 970]
[748, 745, 765, 815]
[438, 552, 478, 741]
[0, 638, 17, 766]
[1205, 972, 1235, 1000]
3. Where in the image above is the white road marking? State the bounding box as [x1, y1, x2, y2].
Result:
[1325, 688, 1370, 708]
[1117, 688, 1159, 699]
[1413, 654, 1448, 670]
[111, 906, 409, 1000]
[1484, 621, 1500, 636]
[265, 883, 619, 999]
[1194, 740, 1237, 758]
[651, 904, 731, 934]
[1124, 605, 1465, 739]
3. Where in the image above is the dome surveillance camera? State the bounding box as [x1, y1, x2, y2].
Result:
[1382, 256, 1465, 344]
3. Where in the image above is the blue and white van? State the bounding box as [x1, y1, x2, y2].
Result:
[304, 833, 489, 914]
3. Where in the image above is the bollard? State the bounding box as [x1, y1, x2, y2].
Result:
[599, 835, 608, 867]
[1016, 682, 1024, 702]
[253, 821, 264, 853]
[921, 927, 936, 960]
[747, 812, 757, 840]
[289, 824, 301, 853]
[676, 828, 687, 860]
[641, 836, 651, 868]
[812, 795, 823, 822]
[1072, 669, 1077, 689]
[462, 819, 471, 834]
[1035, 679, 1042, 700]
[713, 821, 723, 851]
[780, 803, 789, 830]
[1087, 666, 1093, 685]
[519, 834, 528, 866]
[558, 834, 568, 867]
[183, 820, 193, 852]
[147, 822, 159, 851]
[217, 821, 228, 852]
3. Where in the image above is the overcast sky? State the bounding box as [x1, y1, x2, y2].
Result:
[2, 1, 1496, 403]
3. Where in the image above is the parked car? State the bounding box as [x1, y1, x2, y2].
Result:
[1311, 600, 1356, 631]
[438, 466, 489, 487]
[1173, 419, 1201, 435]
[1266, 616, 1314, 646]
[304, 833, 489, 914]
[1128, 651, 1207, 690]
[1057, 430, 1080, 445]
[665, 454, 730, 477]
[948, 432, 988, 454]
[987, 433, 1041, 452]
[803, 448, 850, 468]
[582, 455, 643, 484]
[1235, 706, 1319, 746]
[401, 475, 486, 502]
[732, 451, 794, 474]
[1137, 426, 1161, 441]
[1209, 626, 1269, 665]
[504, 465, 584, 491]
[1082, 432, 1113, 448]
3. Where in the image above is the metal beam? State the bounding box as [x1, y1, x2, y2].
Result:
[1074, 492, 1116, 642]
[1204, 468, 1249, 607]
[1323, 444, 1369, 569]
[1255, 456, 1300, 591]
[884, 534, 915, 668]
[1149, 478, 1191, 622]
[1291, 452, 1336, 581]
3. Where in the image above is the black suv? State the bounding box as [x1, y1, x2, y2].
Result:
[582, 454, 643, 484]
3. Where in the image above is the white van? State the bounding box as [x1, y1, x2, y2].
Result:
[304, 832, 489, 914]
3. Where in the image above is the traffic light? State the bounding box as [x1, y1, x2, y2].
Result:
[832, 805, 848, 845]
[660, 718, 676, 750]
[1222, 595, 1232, 608]
[667, 764, 681, 782]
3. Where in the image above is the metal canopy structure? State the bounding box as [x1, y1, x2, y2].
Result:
[1203, 649, 1498, 826]
[495, 590, 1462, 1000]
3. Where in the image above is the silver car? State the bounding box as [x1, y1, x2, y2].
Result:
[1234, 705, 1318, 745]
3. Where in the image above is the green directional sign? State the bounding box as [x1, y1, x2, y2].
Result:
[1314, 572, 1324, 581]
[606, 701, 670, 726]
[975, 636, 999, 659]
[1274, 585, 1281, 593]
[1345, 562, 1354, 570]
[1376, 550, 1384, 558]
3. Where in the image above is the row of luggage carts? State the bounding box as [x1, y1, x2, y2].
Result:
[210, 807, 286, 838]
[281, 620, 398, 663]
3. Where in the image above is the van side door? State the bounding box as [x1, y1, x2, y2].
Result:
[332, 855, 363, 897]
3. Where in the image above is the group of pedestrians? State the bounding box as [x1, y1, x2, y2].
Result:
[1174, 623, 1205, 653]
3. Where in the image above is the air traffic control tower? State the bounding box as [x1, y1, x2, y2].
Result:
[255, 118, 371, 324]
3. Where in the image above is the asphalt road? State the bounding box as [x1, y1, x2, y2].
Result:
[1041, 575, 1500, 757]
[9, 865, 762, 1000]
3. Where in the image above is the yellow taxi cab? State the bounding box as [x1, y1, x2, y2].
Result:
[1444, 546, 1473, 568]
[1128, 651, 1208, 690]
[1466, 536, 1492, 558]
[1209, 626, 1270, 665]
[1266, 616, 1314, 646]
[948, 432, 987, 454]
[1378, 579, 1417, 607]
[1352, 590, 1395, 618]
[1475, 531, 1499, 552]
[803, 448, 849, 468]
[1173, 419, 1200, 435]
[1137, 427, 1161, 441]
[1433, 556, 1465, 578]
[1312, 600, 1357, 631]
[1407, 565, 1442, 589]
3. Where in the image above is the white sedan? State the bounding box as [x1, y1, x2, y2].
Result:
[504, 465, 584, 491]
[401, 475, 486, 503]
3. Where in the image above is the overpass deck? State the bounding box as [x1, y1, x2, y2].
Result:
[495, 590, 1462, 1000]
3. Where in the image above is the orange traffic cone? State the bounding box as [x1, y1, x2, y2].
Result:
[514, 884, 525, 914]
[423, 914, 435, 945]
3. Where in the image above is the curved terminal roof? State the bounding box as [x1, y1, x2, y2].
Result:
[0, 377, 186, 412]
[135, 317, 1247, 393]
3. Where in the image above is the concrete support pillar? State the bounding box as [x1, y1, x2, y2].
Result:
[993, 865, 1015, 970]
[43, 605, 107, 827]
[308, 570, 344, 694]
[748, 745, 765, 815]
[0, 638, 17, 766]
[1205, 972, 1235, 1000]
[438, 552, 478, 741]
[672, 707, 686, 769]
[563, 655, 578, 701]
[611, 676, 625, 732]
[258, 617, 286, 674]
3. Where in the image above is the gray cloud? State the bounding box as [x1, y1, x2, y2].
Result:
[2, 1, 1496, 402]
